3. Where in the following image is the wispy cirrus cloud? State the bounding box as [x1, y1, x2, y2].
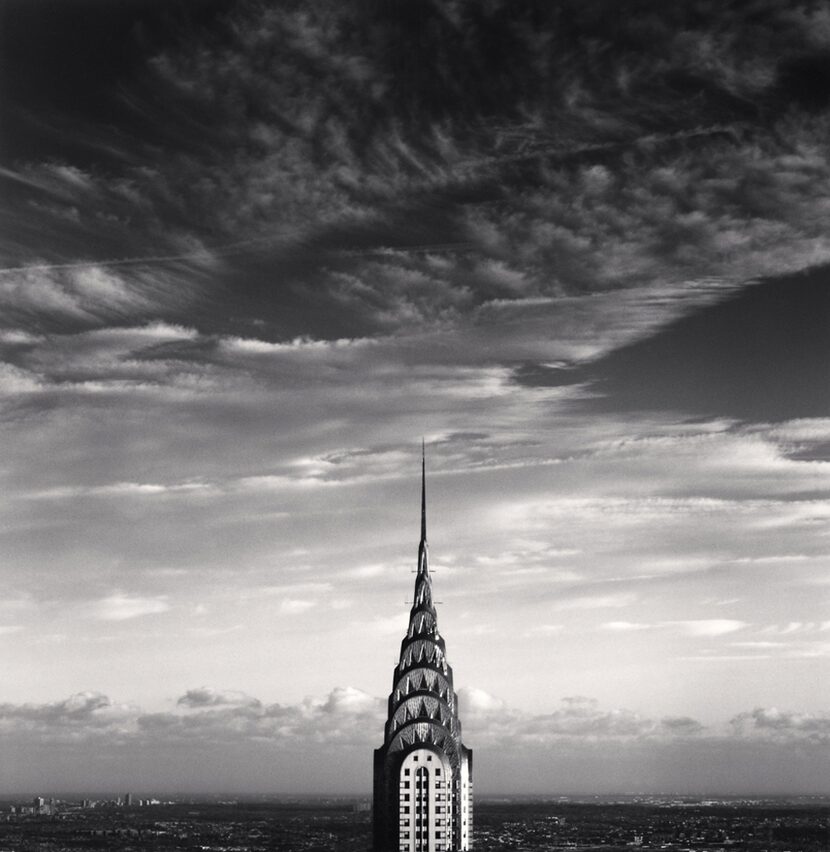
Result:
[601, 620, 747, 637]
[91, 594, 170, 622]
[6, 0, 830, 346]
[668, 620, 748, 637]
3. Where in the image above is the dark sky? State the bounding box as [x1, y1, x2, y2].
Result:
[0, 0, 232, 160]
[515, 272, 830, 422]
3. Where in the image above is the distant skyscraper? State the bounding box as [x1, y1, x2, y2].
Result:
[373, 447, 473, 851]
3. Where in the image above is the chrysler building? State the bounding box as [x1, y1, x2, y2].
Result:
[373, 447, 473, 851]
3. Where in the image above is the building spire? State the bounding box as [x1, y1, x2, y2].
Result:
[417, 440, 429, 580]
[373, 442, 473, 852]
[420, 438, 427, 544]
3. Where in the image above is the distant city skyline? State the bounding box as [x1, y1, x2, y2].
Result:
[0, 0, 828, 795]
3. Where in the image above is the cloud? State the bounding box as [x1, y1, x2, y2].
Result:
[554, 593, 637, 611]
[601, 620, 747, 637]
[140, 687, 386, 748]
[1, 688, 828, 794]
[0, 692, 136, 741]
[34, 480, 214, 500]
[177, 688, 261, 710]
[279, 599, 316, 615]
[2, 687, 826, 752]
[660, 716, 705, 736]
[0, 363, 41, 395]
[0, 329, 42, 345]
[256, 582, 333, 597]
[761, 622, 823, 635]
[0, 263, 182, 330]
[730, 708, 830, 743]
[220, 335, 375, 356]
[523, 699, 658, 742]
[601, 621, 651, 632]
[317, 686, 381, 718]
[669, 620, 747, 637]
[92, 594, 170, 621]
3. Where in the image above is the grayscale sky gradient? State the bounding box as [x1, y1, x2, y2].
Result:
[0, 0, 828, 796]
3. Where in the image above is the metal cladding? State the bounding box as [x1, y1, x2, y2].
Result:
[373, 447, 473, 852]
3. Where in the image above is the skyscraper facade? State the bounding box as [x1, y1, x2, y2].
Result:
[373, 450, 473, 852]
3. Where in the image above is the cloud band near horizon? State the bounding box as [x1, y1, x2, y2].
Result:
[0, 686, 827, 796]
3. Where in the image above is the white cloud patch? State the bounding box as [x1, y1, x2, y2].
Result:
[0, 265, 152, 323]
[601, 621, 652, 632]
[92, 594, 170, 621]
[458, 693, 701, 745]
[221, 335, 375, 355]
[669, 620, 747, 637]
[554, 593, 638, 611]
[0, 362, 41, 394]
[0, 329, 42, 344]
[524, 624, 564, 636]
[279, 598, 316, 615]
